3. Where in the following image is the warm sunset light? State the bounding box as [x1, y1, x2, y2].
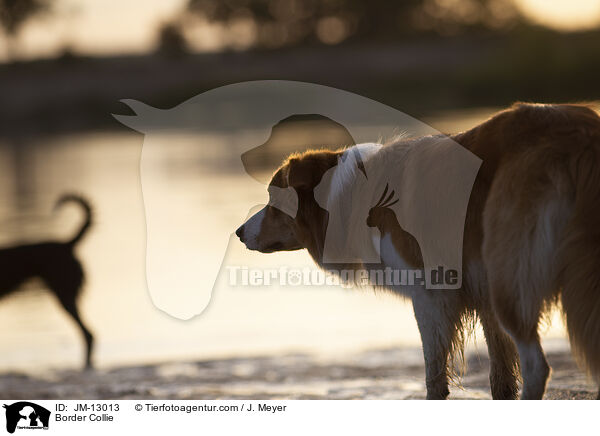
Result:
[517, 0, 600, 30]
[1, 0, 599, 62]
[2, 0, 600, 411]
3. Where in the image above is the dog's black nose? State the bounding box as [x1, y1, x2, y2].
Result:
[235, 225, 244, 241]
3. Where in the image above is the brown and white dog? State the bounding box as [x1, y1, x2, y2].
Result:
[236, 103, 600, 399]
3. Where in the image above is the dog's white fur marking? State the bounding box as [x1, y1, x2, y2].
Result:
[328, 143, 381, 203]
[242, 208, 266, 250]
[374, 216, 448, 391]
[314, 137, 480, 286]
[516, 340, 550, 399]
[315, 143, 383, 264]
[516, 197, 571, 314]
[378, 233, 424, 298]
[379, 234, 409, 270]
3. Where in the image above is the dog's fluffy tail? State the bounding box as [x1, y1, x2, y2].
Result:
[558, 145, 600, 381]
[55, 194, 93, 246]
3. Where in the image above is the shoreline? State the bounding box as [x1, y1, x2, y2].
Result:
[1, 342, 595, 400]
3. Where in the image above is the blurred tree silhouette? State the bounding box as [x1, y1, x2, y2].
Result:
[0, 0, 47, 35]
[157, 22, 189, 58]
[182, 0, 523, 49]
[0, 0, 50, 57]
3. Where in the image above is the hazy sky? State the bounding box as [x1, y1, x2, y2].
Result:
[1, 0, 600, 62]
[0, 0, 187, 60]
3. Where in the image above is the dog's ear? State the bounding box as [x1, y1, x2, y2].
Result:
[286, 151, 340, 190]
[286, 157, 314, 189]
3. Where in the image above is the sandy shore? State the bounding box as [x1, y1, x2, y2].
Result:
[1, 343, 596, 400]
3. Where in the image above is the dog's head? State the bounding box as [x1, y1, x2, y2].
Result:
[236, 149, 341, 260]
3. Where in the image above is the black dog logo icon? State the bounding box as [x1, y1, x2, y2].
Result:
[3, 402, 50, 433]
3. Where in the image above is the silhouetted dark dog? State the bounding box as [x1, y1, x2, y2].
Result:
[0, 194, 93, 369]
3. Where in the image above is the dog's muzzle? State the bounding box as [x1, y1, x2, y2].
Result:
[235, 225, 245, 243]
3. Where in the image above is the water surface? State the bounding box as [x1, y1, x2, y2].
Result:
[0, 110, 567, 371]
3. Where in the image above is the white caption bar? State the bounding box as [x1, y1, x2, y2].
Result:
[0, 400, 593, 435]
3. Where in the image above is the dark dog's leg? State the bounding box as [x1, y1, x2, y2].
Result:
[412, 291, 463, 400]
[479, 310, 520, 399]
[43, 257, 94, 370]
[55, 293, 94, 370]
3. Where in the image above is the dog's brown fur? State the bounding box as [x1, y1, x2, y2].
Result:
[237, 103, 600, 399]
[471, 103, 600, 398]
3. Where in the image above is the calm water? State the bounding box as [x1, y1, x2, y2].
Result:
[0, 110, 567, 371]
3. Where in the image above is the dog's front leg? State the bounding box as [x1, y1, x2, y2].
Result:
[412, 291, 463, 400]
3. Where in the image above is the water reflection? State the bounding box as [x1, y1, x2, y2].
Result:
[0, 111, 568, 371]
[0, 131, 422, 371]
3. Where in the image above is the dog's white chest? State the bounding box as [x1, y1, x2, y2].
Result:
[376, 234, 411, 270]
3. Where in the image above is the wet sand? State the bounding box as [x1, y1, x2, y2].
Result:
[1, 344, 596, 400]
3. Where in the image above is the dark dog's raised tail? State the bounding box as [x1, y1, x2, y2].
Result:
[55, 194, 93, 246]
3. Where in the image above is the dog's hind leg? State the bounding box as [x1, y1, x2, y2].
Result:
[46, 277, 94, 370]
[412, 291, 464, 400]
[486, 272, 550, 399]
[479, 310, 519, 399]
[482, 153, 572, 399]
[483, 211, 563, 399]
[44, 257, 94, 370]
[484, 227, 553, 400]
[57, 295, 94, 370]
[515, 336, 549, 400]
